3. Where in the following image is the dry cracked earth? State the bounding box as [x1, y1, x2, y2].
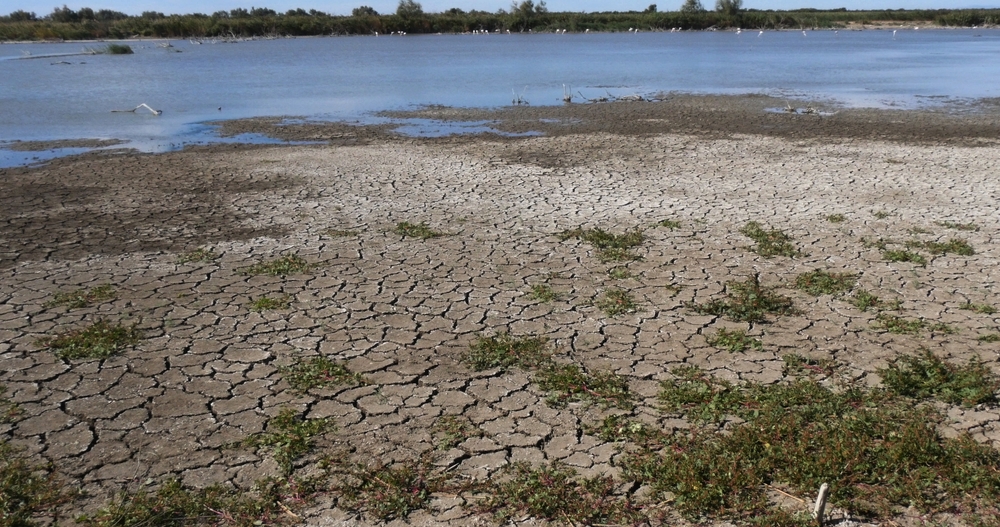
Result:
[2, 96, 1000, 526]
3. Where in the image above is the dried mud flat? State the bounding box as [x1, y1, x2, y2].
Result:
[3, 95, 1000, 526]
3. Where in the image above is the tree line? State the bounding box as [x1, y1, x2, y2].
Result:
[2, 1, 997, 41]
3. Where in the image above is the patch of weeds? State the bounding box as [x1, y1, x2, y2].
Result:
[849, 289, 901, 312]
[584, 414, 650, 443]
[872, 313, 954, 335]
[629, 369, 1000, 523]
[879, 350, 999, 407]
[739, 221, 802, 257]
[883, 249, 927, 266]
[906, 238, 975, 256]
[394, 221, 444, 239]
[250, 295, 291, 312]
[706, 328, 763, 353]
[335, 456, 462, 521]
[825, 213, 846, 223]
[688, 275, 796, 324]
[37, 319, 142, 361]
[978, 333, 1000, 343]
[431, 415, 483, 450]
[860, 236, 892, 250]
[558, 227, 645, 262]
[781, 354, 835, 377]
[462, 333, 551, 372]
[476, 461, 646, 525]
[527, 284, 557, 302]
[78, 477, 312, 527]
[278, 356, 365, 393]
[236, 408, 334, 474]
[242, 255, 312, 276]
[596, 288, 638, 316]
[961, 302, 997, 315]
[44, 284, 116, 309]
[936, 220, 979, 232]
[658, 219, 681, 229]
[176, 247, 219, 264]
[607, 266, 631, 279]
[0, 385, 22, 423]
[794, 269, 857, 296]
[534, 363, 633, 409]
[873, 210, 892, 219]
[1, 440, 74, 527]
[322, 229, 359, 238]
[908, 226, 933, 235]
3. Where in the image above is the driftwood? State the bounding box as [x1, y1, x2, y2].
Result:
[111, 103, 162, 116]
[813, 482, 830, 526]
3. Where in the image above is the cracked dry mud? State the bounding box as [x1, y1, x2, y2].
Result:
[2, 97, 1000, 526]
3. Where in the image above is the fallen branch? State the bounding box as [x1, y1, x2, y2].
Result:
[111, 103, 162, 116]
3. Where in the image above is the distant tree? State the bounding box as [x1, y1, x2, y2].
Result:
[250, 7, 276, 16]
[352, 6, 379, 16]
[645, 4, 657, 13]
[141, 11, 165, 19]
[212, 10, 230, 18]
[8, 9, 37, 21]
[286, 8, 309, 16]
[77, 7, 95, 20]
[446, 7, 465, 15]
[680, 0, 705, 13]
[396, 0, 423, 17]
[229, 8, 250, 18]
[715, 0, 742, 15]
[95, 9, 128, 20]
[308, 9, 327, 16]
[511, 0, 547, 16]
[49, 5, 79, 23]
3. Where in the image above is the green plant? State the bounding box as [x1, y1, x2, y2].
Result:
[322, 229, 359, 238]
[978, 333, 1000, 343]
[393, 221, 444, 239]
[0, 385, 21, 423]
[250, 295, 291, 312]
[527, 284, 557, 302]
[906, 238, 975, 256]
[871, 313, 953, 335]
[584, 415, 654, 443]
[607, 266, 631, 279]
[688, 275, 795, 323]
[462, 333, 551, 372]
[739, 221, 801, 257]
[278, 356, 365, 393]
[476, 462, 645, 525]
[873, 210, 892, 219]
[335, 457, 460, 521]
[860, 236, 892, 250]
[879, 350, 999, 407]
[236, 408, 334, 474]
[534, 363, 633, 409]
[37, 319, 142, 361]
[176, 247, 219, 264]
[960, 302, 997, 315]
[430, 416, 482, 450]
[78, 477, 311, 527]
[825, 213, 846, 223]
[103, 43, 133, 54]
[781, 354, 835, 377]
[658, 219, 681, 229]
[1, 440, 74, 527]
[849, 289, 901, 312]
[908, 226, 933, 235]
[882, 249, 927, 266]
[794, 269, 857, 296]
[558, 227, 645, 262]
[596, 288, 638, 316]
[241, 255, 312, 276]
[936, 220, 979, 231]
[705, 328, 762, 352]
[44, 284, 116, 309]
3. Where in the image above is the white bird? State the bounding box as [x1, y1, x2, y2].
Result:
[802, 30, 807, 36]
[758, 30, 763, 37]
[893, 30, 897, 39]
[736, 28, 742, 35]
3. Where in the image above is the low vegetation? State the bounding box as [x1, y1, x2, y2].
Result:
[739, 221, 801, 257]
[688, 275, 795, 323]
[849, 289, 902, 312]
[534, 363, 633, 409]
[705, 328, 762, 352]
[906, 238, 975, 256]
[658, 219, 681, 229]
[37, 319, 142, 360]
[558, 227, 645, 263]
[235, 408, 334, 474]
[607, 266, 631, 279]
[0, 441, 74, 527]
[278, 356, 365, 393]
[527, 284, 557, 302]
[44, 284, 116, 309]
[241, 255, 312, 276]
[102, 43, 133, 54]
[595, 288, 638, 316]
[936, 220, 979, 231]
[825, 213, 846, 223]
[871, 313, 953, 335]
[176, 247, 219, 264]
[0, 385, 21, 423]
[794, 269, 857, 296]
[334, 456, 462, 521]
[462, 333, 550, 372]
[431, 415, 483, 450]
[882, 248, 927, 266]
[250, 295, 291, 312]
[879, 350, 999, 407]
[321, 228, 359, 238]
[960, 302, 997, 315]
[394, 221, 445, 239]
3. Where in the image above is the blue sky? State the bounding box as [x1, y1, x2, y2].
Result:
[6, 0, 994, 17]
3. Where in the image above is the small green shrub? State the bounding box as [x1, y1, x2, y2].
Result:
[322, 229, 359, 238]
[236, 408, 334, 474]
[873, 210, 892, 219]
[250, 295, 291, 312]
[1, 441, 73, 527]
[37, 319, 142, 361]
[242, 255, 312, 276]
[849, 289, 901, 312]
[960, 302, 997, 315]
[825, 213, 846, 223]
[781, 354, 835, 377]
[978, 333, 1000, 343]
[936, 220, 979, 231]
[534, 363, 633, 409]
[706, 328, 762, 352]
[103, 43, 133, 54]
[558, 227, 645, 262]
[658, 219, 681, 229]
[176, 247, 219, 264]
[794, 269, 857, 296]
[430, 416, 483, 450]
[688, 275, 795, 323]
[528, 284, 557, 302]
[739, 221, 801, 257]
[907, 238, 975, 256]
[394, 221, 444, 239]
[879, 350, 999, 407]
[462, 333, 551, 372]
[335, 457, 458, 521]
[872, 313, 953, 335]
[45, 284, 116, 309]
[278, 356, 365, 393]
[883, 249, 927, 266]
[596, 289, 638, 316]
[861, 236, 892, 250]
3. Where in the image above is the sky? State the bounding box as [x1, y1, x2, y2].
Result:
[6, 0, 995, 17]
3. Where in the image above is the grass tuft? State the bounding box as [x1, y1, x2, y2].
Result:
[936, 220, 979, 231]
[430, 415, 483, 450]
[596, 289, 638, 316]
[906, 238, 975, 256]
[873, 210, 892, 219]
[794, 269, 857, 296]
[322, 229, 359, 238]
[781, 353, 835, 377]
[250, 295, 291, 312]
[242, 255, 312, 276]
[335, 457, 459, 521]
[0, 386, 22, 423]
[739, 221, 801, 257]
[236, 408, 334, 474]
[979, 333, 1000, 343]
[558, 227, 645, 262]
[658, 219, 681, 229]
[394, 221, 444, 239]
[534, 363, 633, 409]
[871, 313, 954, 335]
[45, 284, 116, 309]
[706, 328, 762, 352]
[879, 350, 999, 407]
[37, 319, 142, 361]
[825, 213, 846, 223]
[176, 247, 219, 264]
[278, 356, 365, 393]
[882, 249, 927, 266]
[688, 275, 795, 323]
[1, 441, 74, 527]
[462, 333, 551, 372]
[527, 284, 557, 302]
[849, 289, 901, 312]
[960, 302, 997, 315]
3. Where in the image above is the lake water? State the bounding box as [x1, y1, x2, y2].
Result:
[2, 28, 999, 167]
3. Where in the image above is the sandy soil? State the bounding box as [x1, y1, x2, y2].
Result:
[2, 95, 999, 526]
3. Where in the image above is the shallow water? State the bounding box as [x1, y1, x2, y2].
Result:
[2, 28, 999, 166]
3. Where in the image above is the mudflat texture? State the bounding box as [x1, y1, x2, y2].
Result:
[2, 95, 999, 525]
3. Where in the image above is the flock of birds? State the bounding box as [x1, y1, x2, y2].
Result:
[413, 26, 925, 37]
